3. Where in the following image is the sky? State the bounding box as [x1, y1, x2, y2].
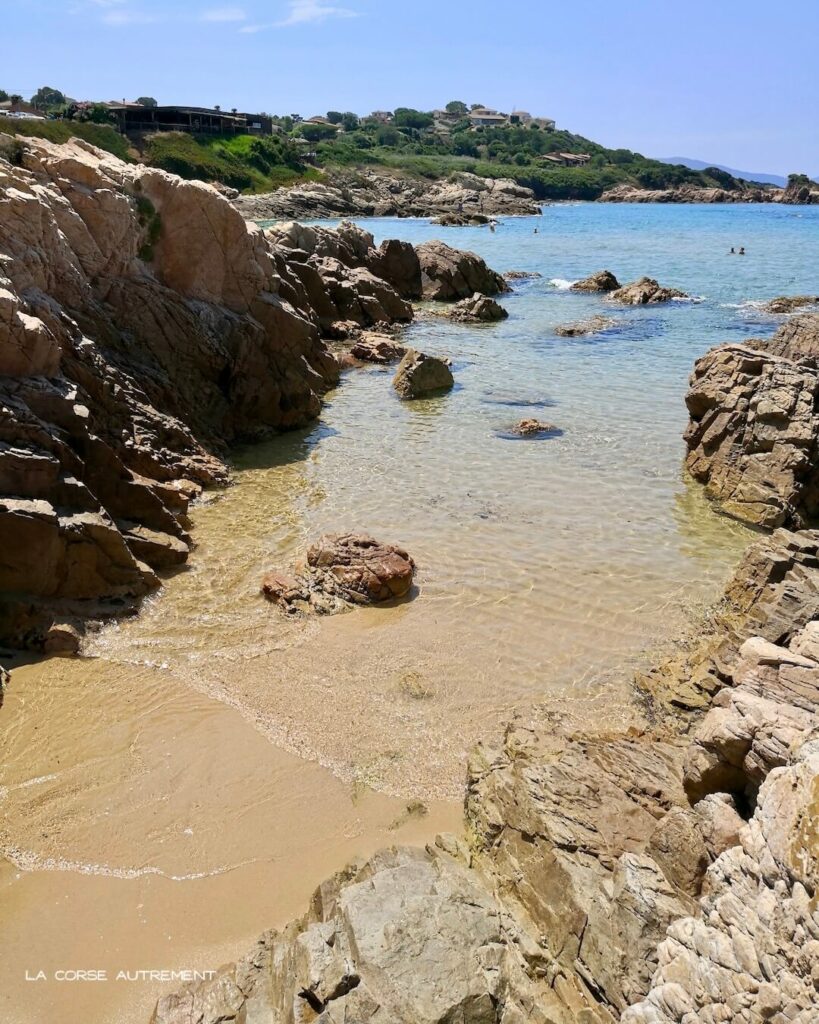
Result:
[5, 0, 818, 174]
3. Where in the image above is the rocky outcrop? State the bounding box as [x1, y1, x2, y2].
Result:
[446, 293, 509, 323]
[392, 348, 454, 399]
[416, 240, 509, 301]
[624, 737, 819, 1024]
[610, 277, 689, 305]
[764, 295, 819, 315]
[780, 175, 819, 205]
[684, 317, 819, 529]
[554, 315, 617, 337]
[155, 514, 819, 1024]
[599, 183, 775, 204]
[152, 841, 566, 1024]
[0, 136, 506, 649]
[234, 170, 541, 221]
[570, 270, 620, 293]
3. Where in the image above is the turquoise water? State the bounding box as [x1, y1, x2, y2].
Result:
[87, 204, 817, 800]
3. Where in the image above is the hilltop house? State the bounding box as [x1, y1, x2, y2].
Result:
[368, 111, 393, 124]
[469, 107, 509, 128]
[108, 103, 273, 136]
[468, 107, 556, 131]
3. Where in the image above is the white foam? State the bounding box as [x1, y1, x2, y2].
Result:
[549, 278, 577, 290]
[0, 843, 258, 881]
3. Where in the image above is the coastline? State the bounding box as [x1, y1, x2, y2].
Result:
[2, 135, 818, 1024]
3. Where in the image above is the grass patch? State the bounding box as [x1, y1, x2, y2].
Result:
[142, 131, 317, 193]
[0, 118, 132, 160]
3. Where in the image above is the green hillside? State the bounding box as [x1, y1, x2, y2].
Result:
[0, 107, 767, 200]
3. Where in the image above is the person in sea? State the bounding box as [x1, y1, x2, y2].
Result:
[739, 246, 746, 255]
[729, 246, 735, 254]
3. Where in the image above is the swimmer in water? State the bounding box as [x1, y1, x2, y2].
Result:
[729, 247, 735, 254]
[738, 246, 745, 255]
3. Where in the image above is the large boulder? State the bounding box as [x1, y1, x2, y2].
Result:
[151, 844, 560, 1024]
[415, 241, 508, 301]
[684, 327, 819, 529]
[262, 533, 415, 613]
[570, 269, 620, 293]
[392, 348, 454, 399]
[610, 277, 688, 304]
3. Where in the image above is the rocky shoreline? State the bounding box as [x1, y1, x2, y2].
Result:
[2, 135, 817, 1023]
[0, 137, 505, 653]
[233, 169, 542, 222]
[151, 315, 819, 1021]
[232, 170, 819, 224]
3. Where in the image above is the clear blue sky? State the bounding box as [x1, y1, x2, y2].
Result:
[6, 0, 818, 174]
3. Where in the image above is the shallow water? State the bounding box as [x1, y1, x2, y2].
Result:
[3, 203, 817, 1023]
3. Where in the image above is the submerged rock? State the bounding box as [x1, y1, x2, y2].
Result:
[764, 294, 819, 314]
[554, 315, 617, 337]
[392, 348, 454, 399]
[262, 533, 415, 614]
[610, 276, 689, 304]
[570, 269, 620, 293]
[446, 292, 508, 323]
[503, 269, 542, 281]
[507, 418, 560, 437]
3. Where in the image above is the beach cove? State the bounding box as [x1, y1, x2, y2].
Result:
[2, 196, 819, 1024]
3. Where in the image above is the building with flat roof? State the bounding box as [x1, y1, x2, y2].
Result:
[108, 104, 272, 136]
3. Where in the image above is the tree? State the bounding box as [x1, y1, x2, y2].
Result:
[298, 121, 338, 142]
[340, 111, 359, 132]
[0, 90, 8, 102]
[31, 86, 66, 110]
[10, 94, 23, 105]
[325, 111, 344, 124]
[392, 107, 433, 130]
[445, 100, 468, 115]
[137, 96, 158, 108]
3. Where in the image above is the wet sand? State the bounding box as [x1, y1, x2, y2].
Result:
[0, 656, 459, 1024]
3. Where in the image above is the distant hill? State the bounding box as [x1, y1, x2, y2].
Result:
[657, 156, 786, 187]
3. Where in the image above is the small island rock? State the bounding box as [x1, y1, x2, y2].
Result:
[610, 277, 688, 305]
[570, 270, 620, 293]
